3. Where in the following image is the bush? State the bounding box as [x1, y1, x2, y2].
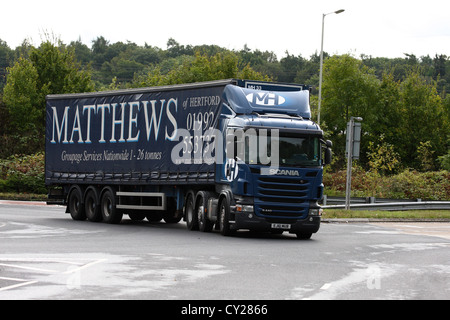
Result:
[323, 168, 450, 200]
[0, 153, 46, 194]
[389, 170, 450, 201]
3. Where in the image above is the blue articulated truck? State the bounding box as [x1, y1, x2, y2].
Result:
[45, 79, 332, 239]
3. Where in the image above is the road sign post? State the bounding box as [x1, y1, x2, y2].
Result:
[345, 117, 363, 210]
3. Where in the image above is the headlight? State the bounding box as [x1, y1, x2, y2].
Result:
[309, 208, 323, 216]
[236, 204, 254, 212]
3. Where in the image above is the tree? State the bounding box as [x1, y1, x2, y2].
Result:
[28, 41, 94, 122]
[397, 71, 447, 169]
[0, 39, 13, 90]
[366, 72, 403, 160]
[3, 41, 94, 154]
[321, 54, 380, 166]
[3, 57, 40, 133]
[132, 50, 270, 87]
[68, 38, 92, 65]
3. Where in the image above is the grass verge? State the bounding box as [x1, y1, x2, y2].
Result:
[0, 192, 47, 201]
[323, 209, 450, 220]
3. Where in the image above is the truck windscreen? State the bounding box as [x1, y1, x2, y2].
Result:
[244, 133, 321, 167]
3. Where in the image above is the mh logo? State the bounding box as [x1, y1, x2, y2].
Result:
[246, 92, 286, 107]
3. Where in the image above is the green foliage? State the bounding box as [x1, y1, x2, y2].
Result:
[323, 209, 450, 220]
[3, 57, 40, 132]
[323, 168, 450, 201]
[320, 54, 448, 170]
[1, 40, 94, 156]
[417, 141, 435, 171]
[0, 36, 449, 177]
[398, 71, 447, 168]
[0, 153, 46, 194]
[367, 135, 400, 174]
[132, 51, 270, 87]
[389, 170, 450, 200]
[439, 150, 450, 170]
[321, 55, 380, 167]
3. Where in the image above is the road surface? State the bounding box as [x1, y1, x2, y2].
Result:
[0, 201, 449, 300]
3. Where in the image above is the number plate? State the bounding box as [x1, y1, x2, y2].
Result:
[271, 223, 291, 230]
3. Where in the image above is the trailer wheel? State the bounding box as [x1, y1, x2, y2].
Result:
[68, 186, 86, 221]
[85, 189, 102, 222]
[185, 192, 198, 230]
[196, 191, 213, 232]
[163, 198, 182, 224]
[101, 188, 123, 224]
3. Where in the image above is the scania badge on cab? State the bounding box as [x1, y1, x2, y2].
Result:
[45, 79, 332, 239]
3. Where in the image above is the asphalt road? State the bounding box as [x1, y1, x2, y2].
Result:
[0, 201, 449, 300]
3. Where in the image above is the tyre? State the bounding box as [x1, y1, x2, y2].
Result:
[85, 189, 102, 222]
[163, 213, 182, 224]
[68, 186, 86, 221]
[296, 232, 312, 240]
[196, 191, 213, 232]
[163, 198, 182, 224]
[219, 197, 233, 236]
[185, 192, 198, 230]
[100, 188, 123, 224]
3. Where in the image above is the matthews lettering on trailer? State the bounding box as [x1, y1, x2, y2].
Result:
[50, 99, 179, 145]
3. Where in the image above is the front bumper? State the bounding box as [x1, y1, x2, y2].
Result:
[231, 210, 321, 234]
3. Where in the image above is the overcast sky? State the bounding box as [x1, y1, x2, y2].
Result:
[2, 0, 449, 59]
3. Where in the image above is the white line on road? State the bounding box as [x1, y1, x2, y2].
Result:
[320, 283, 332, 290]
[0, 262, 58, 274]
[63, 259, 107, 274]
[0, 281, 38, 292]
[0, 276, 29, 282]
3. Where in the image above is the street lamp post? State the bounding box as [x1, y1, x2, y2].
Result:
[317, 9, 345, 126]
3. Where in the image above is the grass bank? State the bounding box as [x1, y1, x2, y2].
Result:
[0, 192, 47, 201]
[322, 209, 450, 220]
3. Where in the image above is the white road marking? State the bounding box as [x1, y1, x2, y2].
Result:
[0, 257, 108, 293]
[0, 281, 38, 292]
[0, 263, 58, 273]
[320, 283, 332, 290]
[0, 276, 29, 282]
[63, 259, 107, 274]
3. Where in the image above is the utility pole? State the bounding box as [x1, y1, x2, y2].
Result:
[317, 9, 345, 125]
[345, 117, 363, 210]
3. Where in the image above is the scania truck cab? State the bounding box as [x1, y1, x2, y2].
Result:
[212, 80, 332, 238]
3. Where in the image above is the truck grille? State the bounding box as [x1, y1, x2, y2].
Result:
[255, 176, 310, 219]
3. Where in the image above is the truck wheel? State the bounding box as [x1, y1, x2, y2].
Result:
[219, 198, 232, 236]
[68, 186, 86, 221]
[85, 189, 102, 222]
[101, 188, 123, 224]
[185, 192, 198, 230]
[296, 232, 312, 240]
[196, 191, 213, 232]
